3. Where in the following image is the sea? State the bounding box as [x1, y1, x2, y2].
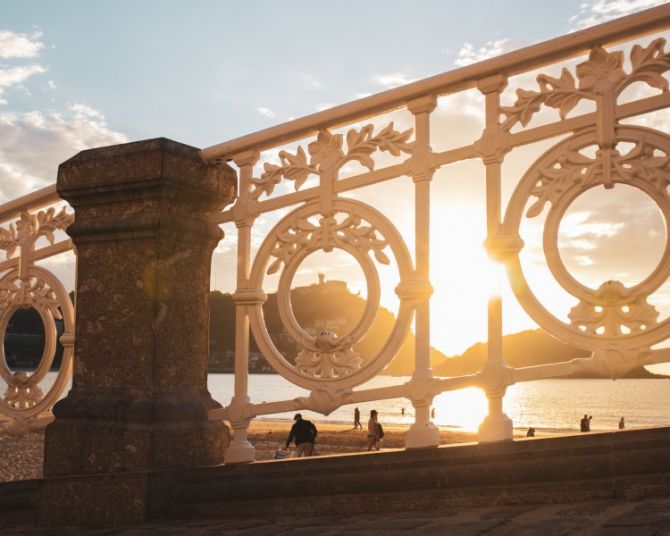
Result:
[4, 373, 669, 435]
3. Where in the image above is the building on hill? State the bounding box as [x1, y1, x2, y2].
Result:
[291, 274, 354, 337]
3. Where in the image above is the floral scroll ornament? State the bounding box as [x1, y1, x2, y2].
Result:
[501, 38, 670, 130]
[4, 371, 43, 410]
[250, 122, 414, 199]
[295, 329, 362, 379]
[266, 213, 390, 275]
[525, 137, 670, 218]
[0, 206, 73, 259]
[568, 281, 659, 336]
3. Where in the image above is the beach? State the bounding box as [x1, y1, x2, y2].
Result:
[0, 420, 484, 482]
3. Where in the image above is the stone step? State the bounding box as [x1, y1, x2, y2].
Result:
[0, 478, 38, 525]
[171, 427, 670, 519]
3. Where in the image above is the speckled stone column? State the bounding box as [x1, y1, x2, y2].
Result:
[37, 138, 236, 526]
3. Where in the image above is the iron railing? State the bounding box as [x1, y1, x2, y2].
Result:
[2, 5, 670, 462]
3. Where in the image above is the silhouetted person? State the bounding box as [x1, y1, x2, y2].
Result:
[619, 417, 625, 430]
[526, 427, 535, 437]
[431, 407, 436, 419]
[580, 414, 593, 432]
[401, 407, 405, 417]
[286, 413, 317, 457]
[354, 407, 362, 430]
[367, 409, 380, 451]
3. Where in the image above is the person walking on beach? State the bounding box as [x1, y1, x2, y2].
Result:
[354, 407, 362, 430]
[619, 417, 625, 430]
[286, 413, 318, 457]
[580, 414, 592, 432]
[367, 409, 381, 451]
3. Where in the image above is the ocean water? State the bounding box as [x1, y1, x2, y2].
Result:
[2, 373, 668, 434]
[206, 374, 670, 433]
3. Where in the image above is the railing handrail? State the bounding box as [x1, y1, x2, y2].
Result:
[200, 3, 670, 162]
[0, 184, 59, 224]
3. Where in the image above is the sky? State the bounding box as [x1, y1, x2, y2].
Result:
[2, 0, 670, 363]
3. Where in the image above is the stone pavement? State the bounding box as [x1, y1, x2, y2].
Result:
[4, 496, 670, 535]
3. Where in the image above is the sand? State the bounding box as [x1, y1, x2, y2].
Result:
[248, 419, 478, 460]
[0, 420, 484, 482]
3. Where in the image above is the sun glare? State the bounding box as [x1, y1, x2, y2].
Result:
[432, 387, 488, 432]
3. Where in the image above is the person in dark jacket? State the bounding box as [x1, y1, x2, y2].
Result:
[285, 413, 318, 457]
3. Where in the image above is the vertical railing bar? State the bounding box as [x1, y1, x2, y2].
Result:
[477, 75, 514, 442]
[223, 151, 260, 463]
[405, 95, 440, 448]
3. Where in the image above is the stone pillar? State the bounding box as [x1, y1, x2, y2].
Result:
[37, 138, 236, 526]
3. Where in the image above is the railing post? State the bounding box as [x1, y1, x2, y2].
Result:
[476, 75, 514, 442]
[224, 149, 260, 463]
[405, 95, 440, 449]
[37, 138, 237, 526]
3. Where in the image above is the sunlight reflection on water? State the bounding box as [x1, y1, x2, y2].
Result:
[2, 373, 668, 435]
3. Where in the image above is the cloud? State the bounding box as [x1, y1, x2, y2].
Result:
[316, 102, 334, 112]
[295, 72, 324, 89]
[0, 64, 46, 104]
[0, 103, 127, 201]
[560, 211, 624, 240]
[569, 0, 667, 30]
[256, 106, 276, 118]
[454, 39, 510, 67]
[0, 30, 44, 59]
[555, 187, 665, 288]
[373, 72, 416, 88]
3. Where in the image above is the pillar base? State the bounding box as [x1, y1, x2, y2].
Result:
[478, 413, 513, 442]
[405, 421, 440, 449]
[224, 440, 256, 463]
[36, 472, 148, 527]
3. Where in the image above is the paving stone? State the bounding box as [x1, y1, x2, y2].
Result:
[606, 501, 670, 528]
[480, 505, 536, 520]
[413, 519, 507, 535]
[599, 528, 666, 536]
[349, 516, 431, 530]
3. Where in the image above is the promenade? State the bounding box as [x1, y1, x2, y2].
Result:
[3, 495, 670, 534]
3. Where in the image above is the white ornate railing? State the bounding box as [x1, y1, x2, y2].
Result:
[0, 185, 75, 433]
[3, 5, 670, 460]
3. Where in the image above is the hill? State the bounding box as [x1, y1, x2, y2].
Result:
[7, 280, 665, 380]
[208, 276, 449, 374]
[432, 329, 666, 379]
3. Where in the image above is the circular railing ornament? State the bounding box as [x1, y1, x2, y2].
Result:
[0, 266, 74, 429]
[247, 198, 415, 391]
[502, 125, 670, 375]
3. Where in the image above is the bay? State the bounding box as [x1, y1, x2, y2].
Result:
[2, 373, 669, 435]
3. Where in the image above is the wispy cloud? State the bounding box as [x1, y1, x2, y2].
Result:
[454, 39, 510, 67]
[256, 106, 276, 118]
[373, 72, 416, 88]
[560, 211, 624, 241]
[295, 72, 324, 89]
[0, 64, 46, 104]
[569, 0, 666, 30]
[316, 102, 334, 112]
[0, 103, 126, 200]
[0, 30, 44, 59]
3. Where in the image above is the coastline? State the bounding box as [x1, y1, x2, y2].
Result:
[1, 419, 567, 483]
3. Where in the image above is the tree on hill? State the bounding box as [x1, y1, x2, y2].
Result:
[208, 277, 449, 374]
